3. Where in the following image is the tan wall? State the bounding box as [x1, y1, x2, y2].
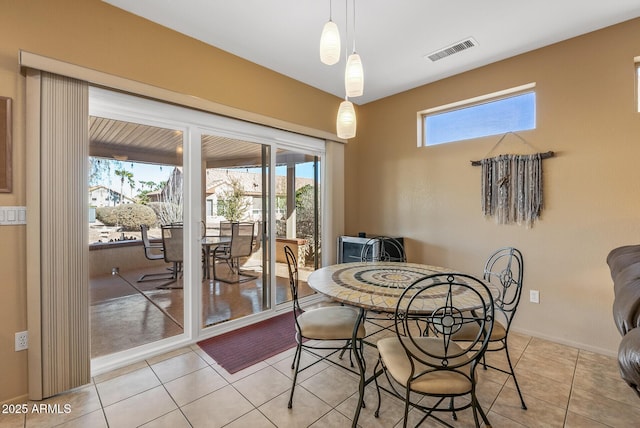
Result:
[347, 18, 640, 357]
[0, 0, 340, 403]
[2, 0, 639, 405]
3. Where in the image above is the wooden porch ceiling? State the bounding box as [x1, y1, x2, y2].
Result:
[89, 116, 313, 168]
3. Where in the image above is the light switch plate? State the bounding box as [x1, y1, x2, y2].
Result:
[0, 206, 26, 225]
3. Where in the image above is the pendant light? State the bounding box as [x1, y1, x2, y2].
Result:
[320, 0, 340, 65]
[336, 98, 356, 139]
[345, 53, 363, 97]
[344, 0, 363, 97]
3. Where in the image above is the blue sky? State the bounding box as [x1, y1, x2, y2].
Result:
[100, 161, 172, 198]
[426, 92, 536, 145]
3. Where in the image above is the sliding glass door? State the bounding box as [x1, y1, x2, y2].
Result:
[88, 86, 326, 369]
[88, 115, 186, 358]
[201, 134, 271, 327]
[274, 149, 321, 307]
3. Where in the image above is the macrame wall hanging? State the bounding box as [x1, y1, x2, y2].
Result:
[471, 132, 554, 227]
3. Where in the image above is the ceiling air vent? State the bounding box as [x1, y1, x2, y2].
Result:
[426, 37, 477, 62]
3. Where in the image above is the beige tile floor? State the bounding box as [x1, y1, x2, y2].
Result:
[3, 319, 640, 428]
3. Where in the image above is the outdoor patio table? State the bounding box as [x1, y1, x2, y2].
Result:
[306, 261, 499, 427]
[202, 235, 232, 279]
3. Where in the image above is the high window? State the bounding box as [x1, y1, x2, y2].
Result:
[418, 84, 536, 147]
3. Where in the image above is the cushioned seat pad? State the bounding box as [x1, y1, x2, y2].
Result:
[297, 306, 366, 340]
[377, 336, 472, 395]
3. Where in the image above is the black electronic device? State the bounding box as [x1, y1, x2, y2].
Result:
[337, 235, 405, 264]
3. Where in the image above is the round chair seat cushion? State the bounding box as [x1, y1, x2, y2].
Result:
[297, 306, 366, 340]
[377, 336, 473, 395]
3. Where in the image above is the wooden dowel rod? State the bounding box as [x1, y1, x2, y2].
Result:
[470, 151, 555, 166]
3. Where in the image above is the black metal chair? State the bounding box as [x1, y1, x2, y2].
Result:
[284, 245, 366, 409]
[360, 236, 406, 262]
[373, 273, 495, 428]
[359, 236, 407, 334]
[137, 225, 174, 283]
[452, 246, 527, 409]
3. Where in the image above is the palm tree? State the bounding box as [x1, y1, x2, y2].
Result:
[114, 168, 134, 204]
[139, 180, 161, 191]
[137, 180, 162, 204]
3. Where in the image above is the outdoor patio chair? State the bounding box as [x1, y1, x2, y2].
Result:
[158, 224, 184, 289]
[137, 225, 174, 283]
[212, 222, 257, 283]
[219, 221, 234, 237]
[208, 221, 235, 264]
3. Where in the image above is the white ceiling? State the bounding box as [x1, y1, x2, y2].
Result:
[104, 0, 640, 105]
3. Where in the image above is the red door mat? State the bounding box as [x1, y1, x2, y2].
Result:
[197, 312, 299, 374]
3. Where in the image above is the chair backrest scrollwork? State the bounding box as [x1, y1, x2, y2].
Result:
[395, 273, 495, 377]
[483, 247, 524, 330]
[360, 236, 406, 262]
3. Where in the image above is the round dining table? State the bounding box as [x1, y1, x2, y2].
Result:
[306, 261, 498, 427]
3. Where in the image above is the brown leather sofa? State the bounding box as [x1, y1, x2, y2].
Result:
[607, 245, 640, 398]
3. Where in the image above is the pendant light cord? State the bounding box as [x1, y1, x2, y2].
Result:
[352, 0, 357, 53]
[345, 0, 349, 60]
[344, 0, 349, 101]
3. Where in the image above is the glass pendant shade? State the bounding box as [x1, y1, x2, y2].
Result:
[345, 53, 364, 97]
[320, 21, 341, 65]
[336, 100, 357, 139]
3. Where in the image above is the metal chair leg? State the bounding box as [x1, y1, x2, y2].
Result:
[504, 339, 527, 409]
[288, 342, 303, 409]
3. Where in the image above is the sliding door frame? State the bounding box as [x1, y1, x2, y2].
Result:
[90, 87, 328, 370]
[21, 52, 344, 389]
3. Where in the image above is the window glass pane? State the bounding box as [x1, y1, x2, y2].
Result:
[425, 92, 536, 146]
[88, 118, 184, 359]
[202, 137, 269, 327]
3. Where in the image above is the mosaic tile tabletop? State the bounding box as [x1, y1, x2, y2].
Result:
[307, 262, 498, 314]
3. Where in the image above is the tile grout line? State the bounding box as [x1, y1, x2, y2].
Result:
[563, 348, 581, 427]
[83, 325, 636, 427]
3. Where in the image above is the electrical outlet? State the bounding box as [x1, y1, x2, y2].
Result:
[529, 290, 540, 304]
[15, 331, 28, 351]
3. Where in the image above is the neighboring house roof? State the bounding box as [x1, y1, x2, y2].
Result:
[89, 185, 136, 203]
[204, 169, 314, 196]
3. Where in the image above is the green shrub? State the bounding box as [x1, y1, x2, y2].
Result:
[97, 204, 158, 231]
[95, 206, 116, 225]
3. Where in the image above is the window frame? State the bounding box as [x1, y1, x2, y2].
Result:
[417, 83, 536, 147]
